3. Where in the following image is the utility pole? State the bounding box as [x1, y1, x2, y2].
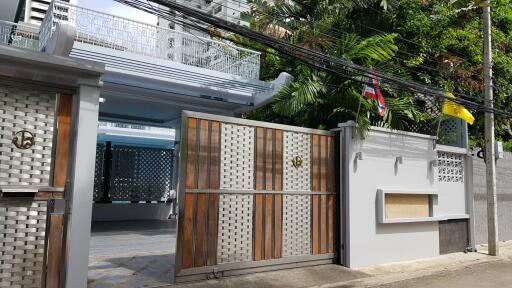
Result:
[483, 0, 499, 256]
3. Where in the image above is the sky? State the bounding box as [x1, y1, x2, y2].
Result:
[77, 0, 158, 25]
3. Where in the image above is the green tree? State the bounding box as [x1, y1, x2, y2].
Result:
[348, 0, 512, 146]
[244, 0, 431, 133]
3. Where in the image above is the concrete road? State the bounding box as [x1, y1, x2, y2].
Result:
[377, 260, 512, 288]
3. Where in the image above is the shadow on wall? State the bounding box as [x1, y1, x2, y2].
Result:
[473, 152, 512, 244]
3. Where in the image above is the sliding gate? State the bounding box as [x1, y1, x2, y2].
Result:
[175, 111, 339, 282]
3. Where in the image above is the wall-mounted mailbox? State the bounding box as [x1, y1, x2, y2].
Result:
[377, 189, 440, 224]
[0, 186, 64, 198]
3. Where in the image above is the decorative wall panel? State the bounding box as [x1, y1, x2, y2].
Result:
[217, 123, 254, 263]
[0, 87, 56, 186]
[438, 152, 464, 183]
[0, 201, 47, 288]
[282, 131, 312, 257]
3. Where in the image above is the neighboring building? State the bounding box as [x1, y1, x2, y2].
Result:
[23, 0, 77, 26]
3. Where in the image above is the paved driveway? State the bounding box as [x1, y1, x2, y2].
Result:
[88, 220, 176, 288]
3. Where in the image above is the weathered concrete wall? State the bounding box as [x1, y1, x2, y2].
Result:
[473, 151, 512, 244]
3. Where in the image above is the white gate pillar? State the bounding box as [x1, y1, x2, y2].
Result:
[64, 84, 101, 288]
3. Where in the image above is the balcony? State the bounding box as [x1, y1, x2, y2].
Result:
[0, 1, 290, 126]
[0, 20, 39, 50]
[1, 1, 260, 80]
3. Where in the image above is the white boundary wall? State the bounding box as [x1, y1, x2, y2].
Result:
[340, 124, 470, 267]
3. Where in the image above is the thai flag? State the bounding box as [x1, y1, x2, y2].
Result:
[362, 72, 386, 117]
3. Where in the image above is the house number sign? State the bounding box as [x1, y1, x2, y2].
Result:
[12, 130, 35, 150]
[292, 155, 303, 168]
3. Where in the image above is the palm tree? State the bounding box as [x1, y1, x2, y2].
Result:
[244, 0, 432, 134]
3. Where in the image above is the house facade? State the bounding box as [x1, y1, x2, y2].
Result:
[0, 0, 476, 287]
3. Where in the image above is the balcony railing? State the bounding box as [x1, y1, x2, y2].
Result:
[39, 1, 261, 79]
[0, 21, 39, 51]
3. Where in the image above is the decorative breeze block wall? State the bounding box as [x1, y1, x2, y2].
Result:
[217, 123, 254, 263]
[0, 87, 56, 186]
[438, 152, 464, 183]
[0, 201, 47, 288]
[282, 131, 312, 257]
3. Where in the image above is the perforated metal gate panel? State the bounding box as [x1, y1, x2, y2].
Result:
[282, 131, 312, 257]
[219, 124, 254, 190]
[0, 201, 47, 288]
[0, 87, 56, 186]
[217, 123, 254, 264]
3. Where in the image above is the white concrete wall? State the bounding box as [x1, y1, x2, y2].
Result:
[435, 145, 469, 218]
[346, 127, 440, 267]
[92, 203, 173, 221]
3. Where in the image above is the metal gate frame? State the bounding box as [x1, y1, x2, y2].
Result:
[174, 111, 341, 282]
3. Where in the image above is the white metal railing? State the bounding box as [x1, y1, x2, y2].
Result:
[0, 20, 39, 51]
[98, 121, 172, 133]
[40, 1, 260, 79]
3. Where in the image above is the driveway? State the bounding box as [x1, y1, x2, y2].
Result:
[88, 220, 176, 288]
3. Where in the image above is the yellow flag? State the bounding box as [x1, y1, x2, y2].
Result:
[442, 92, 475, 125]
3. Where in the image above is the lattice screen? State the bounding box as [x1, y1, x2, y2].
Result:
[282, 131, 312, 257]
[93, 143, 105, 202]
[109, 145, 174, 202]
[0, 87, 56, 186]
[0, 200, 47, 288]
[438, 152, 464, 183]
[217, 123, 254, 264]
[438, 118, 466, 148]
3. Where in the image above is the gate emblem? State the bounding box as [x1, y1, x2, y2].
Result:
[12, 130, 35, 150]
[292, 156, 303, 168]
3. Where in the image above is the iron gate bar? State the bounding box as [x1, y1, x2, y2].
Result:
[182, 111, 332, 136]
[185, 189, 335, 195]
[176, 253, 335, 280]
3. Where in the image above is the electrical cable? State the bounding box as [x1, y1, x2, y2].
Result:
[114, 0, 511, 117]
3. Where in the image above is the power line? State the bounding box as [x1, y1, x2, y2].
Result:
[114, 0, 512, 117]
[201, 0, 486, 81]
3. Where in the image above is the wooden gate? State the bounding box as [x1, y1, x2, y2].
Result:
[175, 111, 338, 282]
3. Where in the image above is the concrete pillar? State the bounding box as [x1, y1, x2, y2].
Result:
[64, 84, 101, 288]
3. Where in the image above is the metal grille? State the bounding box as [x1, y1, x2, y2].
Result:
[282, 131, 312, 257]
[283, 131, 311, 191]
[217, 194, 253, 264]
[439, 119, 459, 146]
[0, 87, 56, 186]
[0, 200, 47, 288]
[438, 152, 464, 183]
[93, 143, 105, 202]
[109, 145, 174, 202]
[217, 123, 255, 263]
[282, 195, 311, 257]
[220, 123, 254, 190]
